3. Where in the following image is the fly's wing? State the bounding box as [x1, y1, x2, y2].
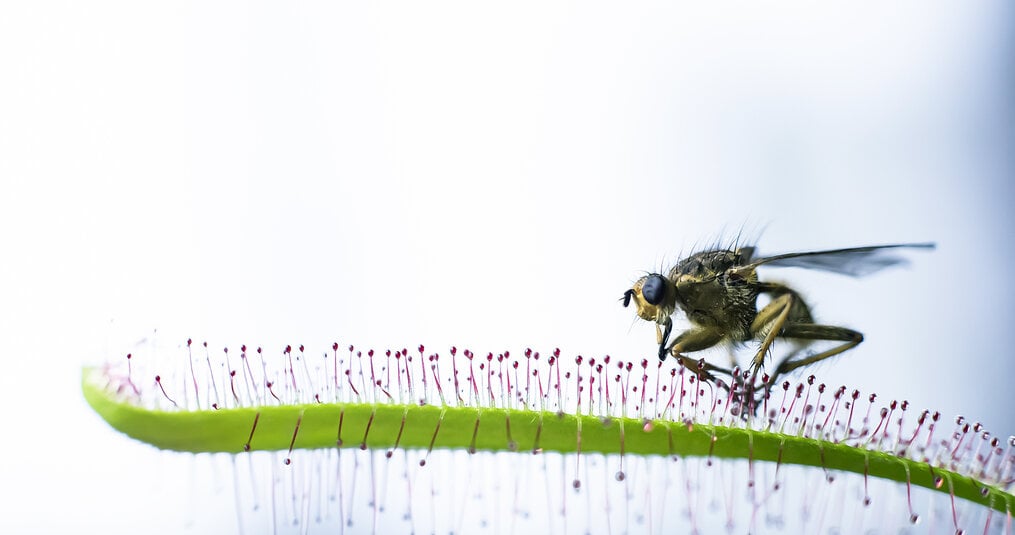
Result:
[743, 243, 935, 277]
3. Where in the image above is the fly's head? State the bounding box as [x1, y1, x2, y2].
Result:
[623, 274, 675, 324]
[624, 274, 678, 360]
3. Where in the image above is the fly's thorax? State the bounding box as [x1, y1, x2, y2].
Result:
[668, 250, 739, 312]
[671, 267, 761, 338]
[672, 273, 726, 313]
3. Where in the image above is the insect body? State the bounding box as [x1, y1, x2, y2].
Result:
[622, 243, 934, 385]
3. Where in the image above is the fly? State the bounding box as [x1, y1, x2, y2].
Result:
[622, 242, 935, 385]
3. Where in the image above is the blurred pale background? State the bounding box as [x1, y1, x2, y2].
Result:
[1, 1, 1012, 533]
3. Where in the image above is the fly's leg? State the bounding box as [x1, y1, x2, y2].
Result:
[763, 324, 863, 388]
[665, 326, 729, 380]
[654, 317, 673, 360]
[748, 292, 795, 375]
[674, 355, 733, 383]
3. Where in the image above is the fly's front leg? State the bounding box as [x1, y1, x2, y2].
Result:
[674, 355, 732, 383]
[666, 326, 729, 380]
[654, 317, 673, 360]
[748, 293, 795, 376]
[765, 324, 863, 387]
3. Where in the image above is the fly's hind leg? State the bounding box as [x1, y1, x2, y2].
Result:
[766, 324, 864, 388]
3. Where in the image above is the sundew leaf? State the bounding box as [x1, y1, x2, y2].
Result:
[82, 344, 1014, 519]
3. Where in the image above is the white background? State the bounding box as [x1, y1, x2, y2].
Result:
[1, 1, 1013, 533]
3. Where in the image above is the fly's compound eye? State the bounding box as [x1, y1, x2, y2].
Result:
[642, 274, 667, 305]
[622, 289, 635, 308]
